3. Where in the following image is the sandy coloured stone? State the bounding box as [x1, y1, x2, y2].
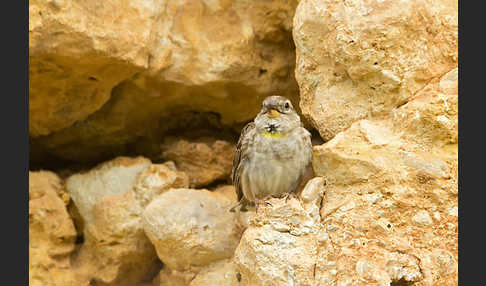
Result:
[142, 188, 242, 270]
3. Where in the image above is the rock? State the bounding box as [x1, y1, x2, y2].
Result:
[66, 156, 151, 225]
[294, 0, 458, 141]
[310, 68, 457, 285]
[416, 249, 458, 285]
[73, 191, 162, 286]
[133, 163, 190, 207]
[142, 188, 242, 271]
[161, 139, 236, 187]
[31, 0, 301, 163]
[189, 259, 240, 286]
[312, 121, 393, 185]
[65, 156, 187, 285]
[153, 268, 195, 286]
[233, 197, 319, 286]
[29, 0, 153, 137]
[391, 68, 458, 147]
[300, 177, 325, 221]
[400, 151, 450, 179]
[412, 210, 433, 226]
[29, 171, 86, 286]
[213, 185, 238, 202]
[29, 0, 458, 285]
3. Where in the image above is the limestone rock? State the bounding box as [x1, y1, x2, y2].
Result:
[153, 268, 196, 286]
[300, 177, 326, 221]
[161, 139, 236, 187]
[190, 259, 240, 286]
[213, 184, 238, 202]
[31, 0, 300, 163]
[310, 69, 457, 285]
[29, 0, 154, 137]
[391, 68, 458, 147]
[133, 162, 190, 207]
[142, 188, 242, 271]
[152, 259, 240, 286]
[233, 197, 321, 286]
[66, 156, 151, 225]
[29, 171, 85, 286]
[294, 0, 458, 140]
[65, 156, 187, 285]
[73, 191, 161, 286]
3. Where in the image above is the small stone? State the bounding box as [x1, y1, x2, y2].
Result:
[412, 210, 433, 226]
[448, 206, 458, 217]
[433, 212, 441, 221]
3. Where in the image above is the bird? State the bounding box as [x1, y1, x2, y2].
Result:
[230, 95, 313, 212]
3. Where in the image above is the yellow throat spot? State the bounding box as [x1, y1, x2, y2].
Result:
[261, 131, 287, 138]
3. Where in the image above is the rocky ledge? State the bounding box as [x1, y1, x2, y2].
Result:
[29, 0, 457, 285]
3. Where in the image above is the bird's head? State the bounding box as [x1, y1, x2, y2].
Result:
[254, 95, 301, 137]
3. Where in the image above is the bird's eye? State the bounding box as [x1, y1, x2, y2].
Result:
[284, 102, 290, 109]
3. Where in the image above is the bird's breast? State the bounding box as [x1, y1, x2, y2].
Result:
[243, 129, 312, 200]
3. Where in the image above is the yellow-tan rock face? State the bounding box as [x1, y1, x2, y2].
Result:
[65, 157, 188, 286]
[189, 259, 240, 286]
[29, 0, 458, 285]
[142, 188, 242, 271]
[29, 171, 84, 286]
[161, 139, 236, 187]
[309, 63, 458, 285]
[29, 0, 153, 137]
[234, 198, 321, 286]
[293, 0, 458, 141]
[30, 0, 300, 163]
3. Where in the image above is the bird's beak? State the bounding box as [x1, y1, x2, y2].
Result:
[266, 107, 280, 118]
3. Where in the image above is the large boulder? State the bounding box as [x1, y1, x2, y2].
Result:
[142, 188, 242, 271]
[310, 69, 458, 285]
[293, 0, 458, 141]
[65, 156, 188, 286]
[29, 0, 154, 137]
[30, 0, 301, 163]
[292, 2, 458, 282]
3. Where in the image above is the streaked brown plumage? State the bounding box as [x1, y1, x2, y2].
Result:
[230, 96, 313, 212]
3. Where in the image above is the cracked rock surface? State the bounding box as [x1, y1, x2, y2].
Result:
[29, 0, 457, 285]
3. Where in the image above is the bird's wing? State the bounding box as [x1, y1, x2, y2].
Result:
[231, 122, 255, 202]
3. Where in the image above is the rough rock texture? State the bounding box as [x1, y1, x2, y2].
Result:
[152, 259, 240, 286]
[29, 0, 152, 137]
[310, 70, 458, 285]
[294, 0, 458, 141]
[29, 171, 85, 286]
[153, 268, 196, 286]
[29, 0, 458, 284]
[189, 259, 240, 286]
[161, 139, 236, 187]
[142, 188, 242, 271]
[233, 178, 324, 285]
[30, 0, 300, 163]
[65, 156, 188, 286]
[290, 1, 458, 283]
